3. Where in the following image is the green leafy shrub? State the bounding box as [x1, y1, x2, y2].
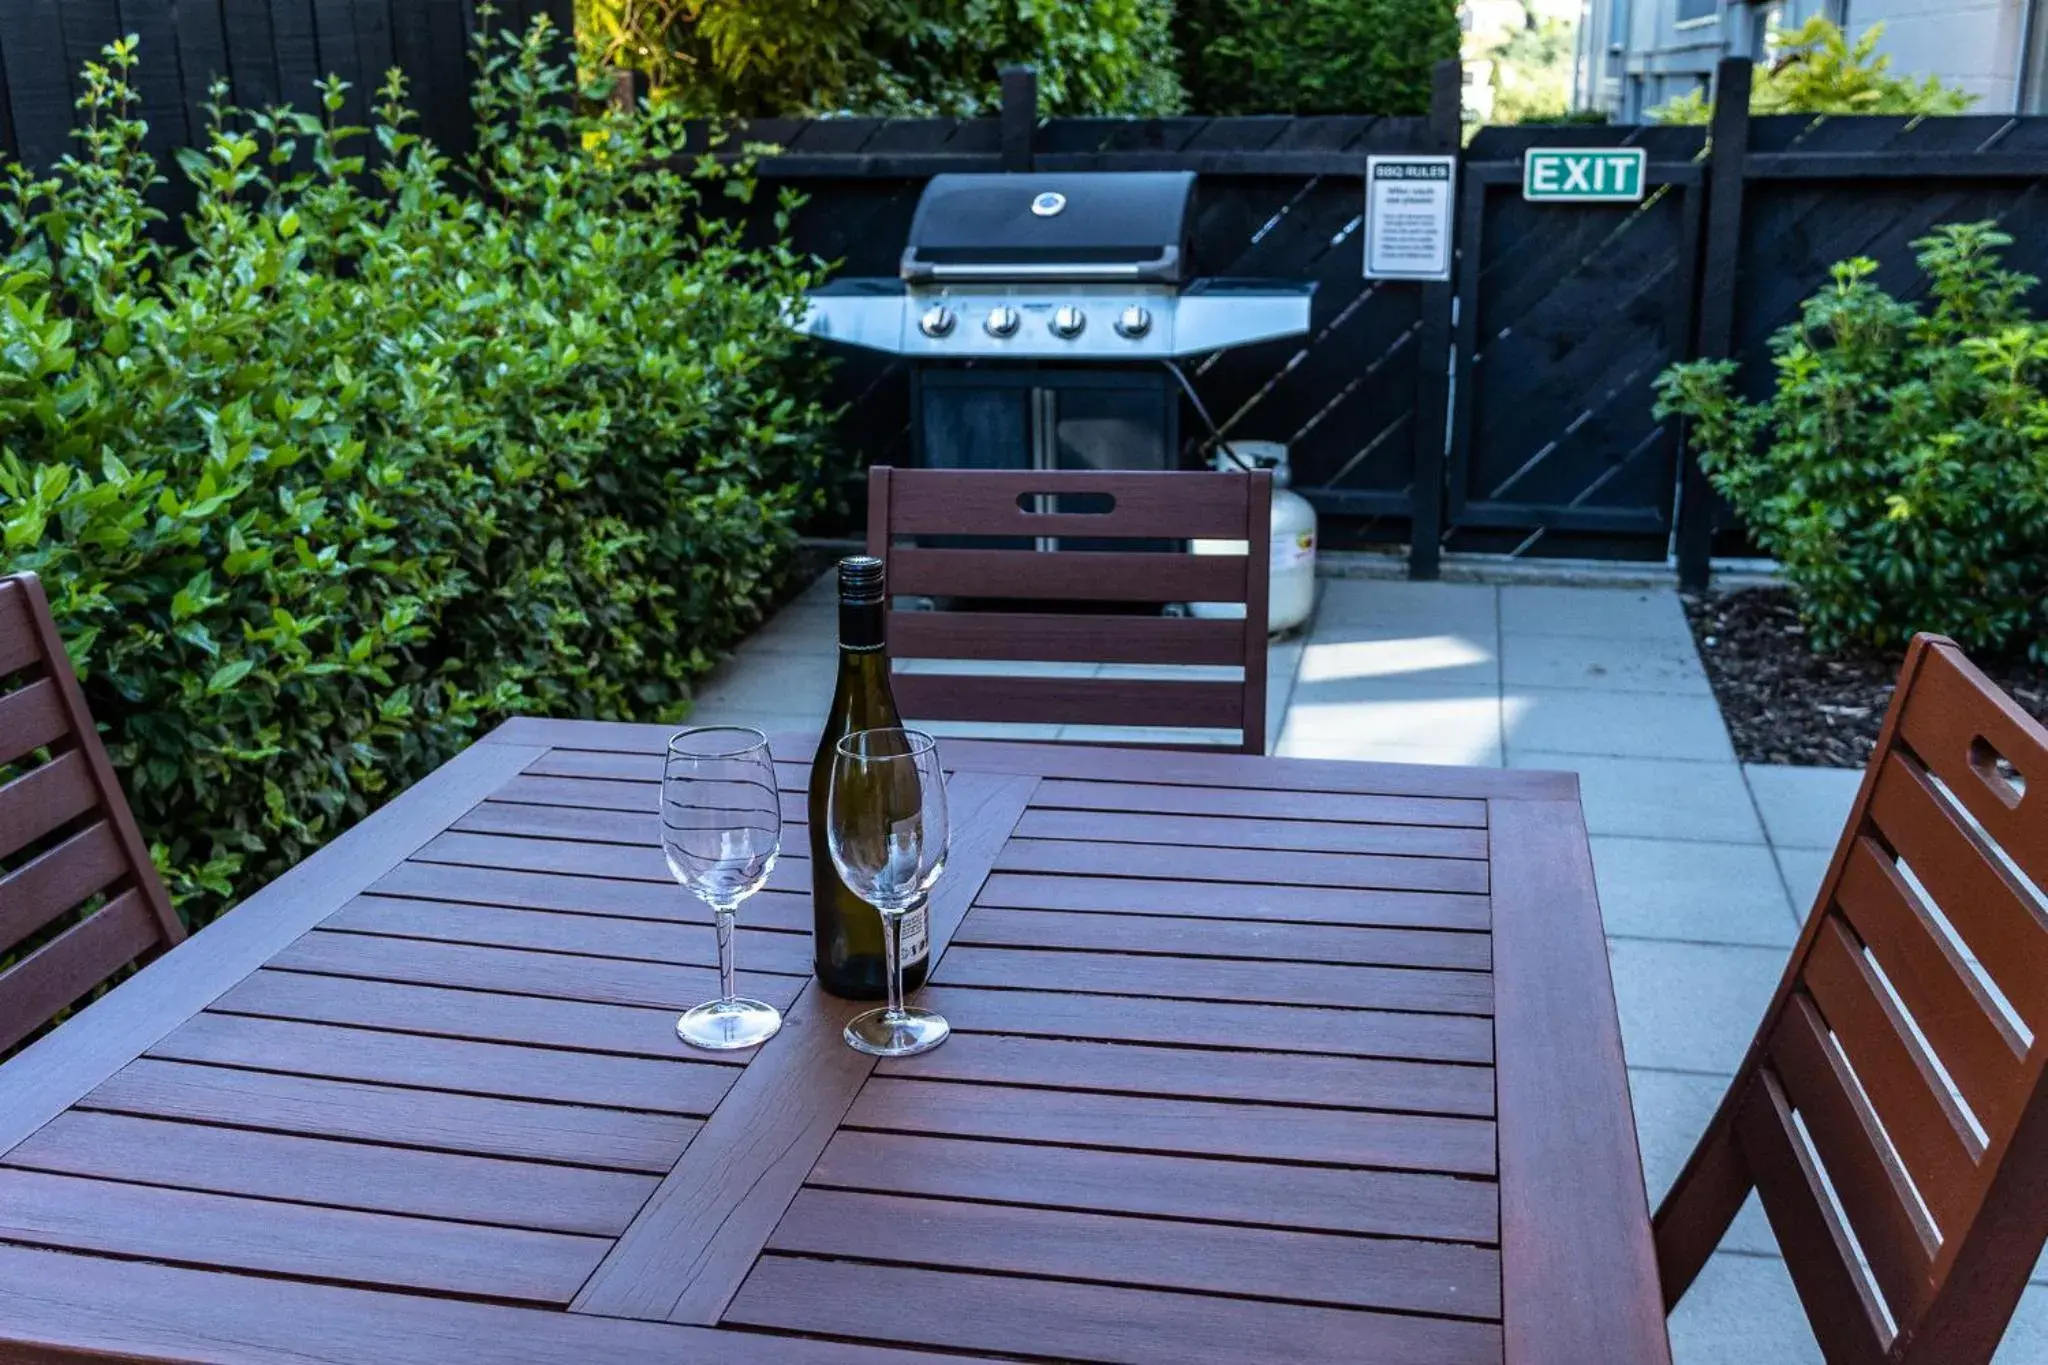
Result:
[0, 21, 836, 923]
[1656, 223, 2048, 662]
[1652, 18, 1976, 124]
[578, 0, 1183, 116]
[1174, 0, 1458, 117]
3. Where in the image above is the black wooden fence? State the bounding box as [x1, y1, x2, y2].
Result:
[0, 0, 571, 196]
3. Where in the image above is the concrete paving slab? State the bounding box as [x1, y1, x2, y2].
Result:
[1773, 846, 1833, 919]
[1500, 584, 1695, 645]
[1743, 765, 1861, 850]
[1609, 938, 1785, 1074]
[1294, 630, 1500, 689]
[1500, 629, 1712, 695]
[739, 602, 837, 654]
[1505, 687, 1736, 762]
[1592, 837, 1799, 946]
[1627, 1067, 1775, 1255]
[1273, 725, 1504, 767]
[693, 651, 839, 710]
[1314, 579, 1500, 633]
[1280, 689, 1505, 758]
[1509, 754, 1766, 844]
[1667, 1253, 1821, 1365]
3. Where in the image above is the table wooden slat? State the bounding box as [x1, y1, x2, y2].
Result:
[1013, 805, 1490, 858]
[934, 943, 1494, 1014]
[953, 905, 1492, 968]
[4, 1111, 657, 1235]
[728, 1257, 1505, 1365]
[266, 931, 808, 1011]
[1028, 775, 1488, 828]
[918, 984, 1497, 1061]
[875, 1031, 1496, 1116]
[0, 1168, 609, 1304]
[766, 1188, 1503, 1319]
[977, 869, 1491, 929]
[79, 1058, 697, 1173]
[149, 1013, 736, 1115]
[810, 1130, 1500, 1241]
[998, 837, 1491, 894]
[844, 1076, 1498, 1174]
[324, 895, 816, 974]
[211, 970, 733, 1060]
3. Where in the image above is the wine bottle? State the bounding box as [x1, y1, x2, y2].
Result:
[810, 555, 928, 998]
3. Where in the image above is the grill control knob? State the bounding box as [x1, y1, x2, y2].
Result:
[1114, 305, 1153, 339]
[984, 306, 1022, 338]
[918, 305, 957, 339]
[1049, 306, 1087, 339]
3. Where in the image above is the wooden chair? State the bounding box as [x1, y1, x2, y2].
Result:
[866, 467, 1273, 754]
[0, 572, 183, 1055]
[1655, 634, 2048, 1364]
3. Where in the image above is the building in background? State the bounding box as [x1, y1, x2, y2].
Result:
[1464, 0, 1584, 122]
[1575, 0, 2048, 121]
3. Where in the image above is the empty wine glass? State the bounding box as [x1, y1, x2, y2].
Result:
[661, 726, 784, 1050]
[827, 727, 950, 1057]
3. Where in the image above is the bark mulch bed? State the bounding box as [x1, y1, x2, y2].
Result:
[1684, 587, 2048, 769]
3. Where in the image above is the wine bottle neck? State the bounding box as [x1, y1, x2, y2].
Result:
[838, 598, 886, 654]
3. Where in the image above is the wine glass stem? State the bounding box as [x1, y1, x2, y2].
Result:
[714, 907, 738, 1004]
[881, 908, 905, 1022]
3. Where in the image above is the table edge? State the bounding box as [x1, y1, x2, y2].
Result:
[1489, 796, 1671, 1365]
[0, 739, 545, 1156]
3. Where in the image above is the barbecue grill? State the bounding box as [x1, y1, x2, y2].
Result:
[796, 171, 1313, 475]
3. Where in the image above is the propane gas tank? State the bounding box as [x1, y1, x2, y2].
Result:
[1190, 441, 1318, 634]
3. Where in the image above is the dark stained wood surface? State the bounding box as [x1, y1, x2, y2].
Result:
[0, 719, 1661, 1364]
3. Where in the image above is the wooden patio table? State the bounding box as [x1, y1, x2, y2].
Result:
[0, 717, 1667, 1365]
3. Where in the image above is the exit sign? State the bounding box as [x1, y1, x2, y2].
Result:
[1523, 148, 1648, 203]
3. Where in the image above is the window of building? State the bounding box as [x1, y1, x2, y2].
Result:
[1608, 0, 1630, 49]
[2026, 0, 2048, 113]
[1676, 0, 1719, 24]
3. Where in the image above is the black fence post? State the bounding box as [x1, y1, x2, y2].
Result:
[1406, 58, 1463, 581]
[1000, 66, 1038, 172]
[1677, 57, 1752, 592]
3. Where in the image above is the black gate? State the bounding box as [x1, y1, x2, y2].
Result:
[1444, 126, 1708, 560]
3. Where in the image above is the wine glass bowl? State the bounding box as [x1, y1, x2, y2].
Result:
[827, 728, 951, 1057]
[662, 726, 784, 1051]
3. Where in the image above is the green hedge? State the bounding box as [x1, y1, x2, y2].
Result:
[0, 22, 836, 924]
[1174, 0, 1459, 117]
[1657, 223, 2048, 662]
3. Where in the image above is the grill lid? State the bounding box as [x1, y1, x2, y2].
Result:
[901, 171, 1195, 285]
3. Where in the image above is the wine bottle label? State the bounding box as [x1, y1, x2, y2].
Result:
[899, 906, 930, 966]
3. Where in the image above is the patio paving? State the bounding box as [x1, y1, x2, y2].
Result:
[695, 569, 2046, 1362]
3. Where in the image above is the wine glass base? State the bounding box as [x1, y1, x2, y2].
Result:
[676, 997, 782, 1051]
[843, 1006, 949, 1057]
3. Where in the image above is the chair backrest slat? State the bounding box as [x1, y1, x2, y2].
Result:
[1736, 1071, 1891, 1365]
[891, 674, 1247, 730]
[0, 677, 69, 766]
[0, 823, 129, 957]
[888, 547, 1250, 604]
[868, 467, 1272, 753]
[0, 572, 182, 1057]
[1768, 990, 1938, 1325]
[0, 889, 161, 1055]
[891, 610, 1245, 668]
[1655, 634, 2048, 1365]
